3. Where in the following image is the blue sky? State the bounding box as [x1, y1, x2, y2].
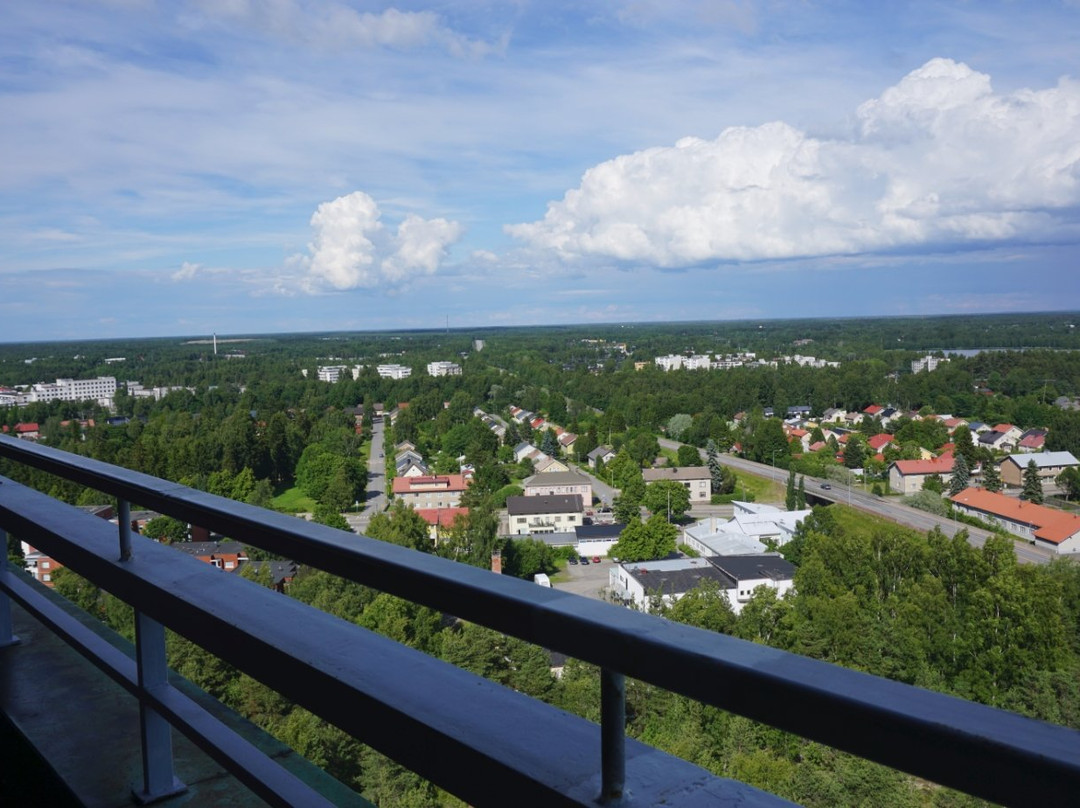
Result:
[2, 1, 1079, 340]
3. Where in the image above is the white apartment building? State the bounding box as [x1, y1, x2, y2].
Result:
[377, 364, 413, 379]
[427, 361, 462, 377]
[28, 377, 117, 406]
[912, 355, 948, 373]
[654, 355, 684, 371]
[317, 365, 348, 383]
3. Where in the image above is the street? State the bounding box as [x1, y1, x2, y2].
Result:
[344, 415, 388, 535]
[657, 438, 1053, 565]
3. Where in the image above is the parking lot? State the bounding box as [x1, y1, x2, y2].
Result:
[553, 556, 613, 600]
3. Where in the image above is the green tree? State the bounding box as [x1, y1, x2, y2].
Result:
[677, 443, 702, 467]
[610, 514, 677, 562]
[312, 504, 351, 531]
[922, 474, 944, 494]
[367, 500, 432, 552]
[1021, 459, 1044, 504]
[948, 453, 970, 496]
[843, 436, 866, 470]
[666, 413, 692, 441]
[540, 428, 560, 458]
[142, 515, 188, 543]
[1057, 467, 1080, 501]
[785, 467, 797, 511]
[797, 476, 806, 510]
[982, 461, 1003, 493]
[643, 480, 691, 521]
[502, 537, 555, 579]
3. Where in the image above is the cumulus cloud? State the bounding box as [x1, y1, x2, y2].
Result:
[507, 59, 1080, 267]
[297, 191, 462, 292]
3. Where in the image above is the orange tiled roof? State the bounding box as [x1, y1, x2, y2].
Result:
[951, 488, 1080, 545]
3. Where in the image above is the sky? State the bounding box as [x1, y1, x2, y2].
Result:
[2, 1, 1080, 341]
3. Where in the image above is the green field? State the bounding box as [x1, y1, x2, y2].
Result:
[732, 469, 785, 503]
[271, 485, 317, 513]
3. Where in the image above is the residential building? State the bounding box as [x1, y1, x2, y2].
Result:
[1017, 429, 1047, 453]
[654, 355, 684, 371]
[950, 488, 1080, 554]
[608, 554, 795, 614]
[317, 365, 348, 383]
[174, 541, 249, 571]
[533, 456, 568, 474]
[26, 376, 117, 407]
[888, 455, 955, 494]
[415, 507, 469, 542]
[392, 475, 470, 509]
[376, 363, 412, 379]
[912, 355, 948, 373]
[999, 452, 1080, 488]
[427, 361, 462, 377]
[523, 471, 593, 503]
[642, 466, 712, 502]
[587, 445, 616, 468]
[506, 494, 584, 535]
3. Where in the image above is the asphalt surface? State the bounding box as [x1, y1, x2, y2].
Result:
[657, 438, 1054, 566]
[344, 415, 387, 535]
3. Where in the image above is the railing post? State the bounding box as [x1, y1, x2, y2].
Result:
[118, 498, 133, 561]
[132, 609, 185, 803]
[600, 667, 626, 803]
[0, 526, 21, 648]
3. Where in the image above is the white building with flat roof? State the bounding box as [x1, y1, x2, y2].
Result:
[377, 363, 413, 379]
[427, 361, 462, 377]
[28, 377, 117, 407]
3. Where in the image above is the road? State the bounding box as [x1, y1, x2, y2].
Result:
[657, 438, 1053, 565]
[344, 416, 388, 535]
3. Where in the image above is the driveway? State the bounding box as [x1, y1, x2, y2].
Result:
[554, 557, 614, 601]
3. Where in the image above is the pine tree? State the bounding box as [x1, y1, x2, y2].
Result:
[982, 461, 1002, 493]
[706, 439, 723, 492]
[1021, 459, 1044, 504]
[948, 453, 970, 496]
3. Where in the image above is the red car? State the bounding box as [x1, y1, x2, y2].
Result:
[592, 556, 601, 564]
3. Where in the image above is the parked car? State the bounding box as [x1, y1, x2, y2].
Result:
[568, 556, 578, 565]
[591, 556, 602, 564]
[579, 557, 590, 565]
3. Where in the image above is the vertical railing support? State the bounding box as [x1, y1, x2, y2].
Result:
[599, 667, 626, 803]
[132, 611, 185, 804]
[0, 525, 21, 648]
[118, 498, 133, 561]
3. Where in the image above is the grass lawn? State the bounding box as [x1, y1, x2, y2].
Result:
[271, 485, 317, 513]
[733, 469, 785, 504]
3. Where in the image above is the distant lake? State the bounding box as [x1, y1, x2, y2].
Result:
[933, 348, 1063, 357]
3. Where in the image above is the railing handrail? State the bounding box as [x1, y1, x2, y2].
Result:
[3, 434, 1080, 806]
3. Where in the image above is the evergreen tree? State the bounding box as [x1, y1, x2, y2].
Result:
[1021, 459, 1044, 504]
[540, 428, 559, 458]
[797, 476, 806, 509]
[982, 460, 1003, 493]
[706, 439, 723, 491]
[785, 467, 797, 511]
[948, 453, 970, 496]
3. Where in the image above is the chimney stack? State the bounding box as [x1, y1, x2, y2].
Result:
[491, 549, 502, 575]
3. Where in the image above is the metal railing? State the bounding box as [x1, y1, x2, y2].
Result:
[2, 434, 1079, 806]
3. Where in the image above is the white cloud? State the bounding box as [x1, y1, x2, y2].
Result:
[190, 1, 500, 57]
[507, 59, 1080, 267]
[172, 261, 201, 281]
[297, 191, 461, 292]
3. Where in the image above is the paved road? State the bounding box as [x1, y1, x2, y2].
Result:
[657, 438, 1053, 565]
[345, 416, 388, 535]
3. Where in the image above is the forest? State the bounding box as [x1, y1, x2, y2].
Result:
[2, 311, 1080, 805]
